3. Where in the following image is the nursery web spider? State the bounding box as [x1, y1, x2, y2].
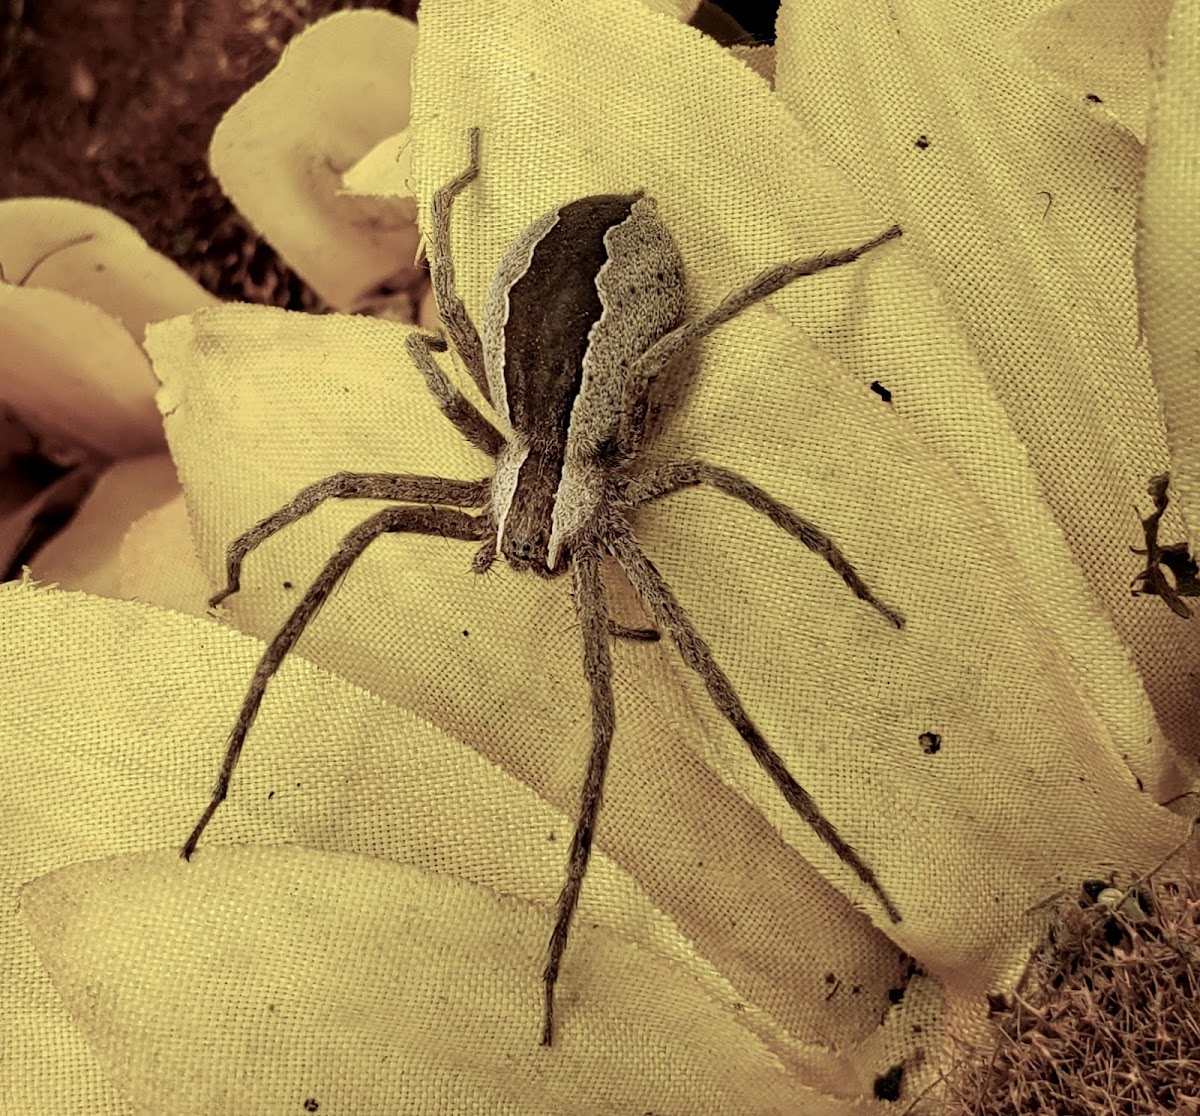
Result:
[183, 127, 905, 1045]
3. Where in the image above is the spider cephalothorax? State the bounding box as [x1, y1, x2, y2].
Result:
[183, 128, 905, 1045]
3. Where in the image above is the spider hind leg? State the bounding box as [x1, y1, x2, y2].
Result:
[541, 545, 616, 1045]
[607, 519, 902, 924]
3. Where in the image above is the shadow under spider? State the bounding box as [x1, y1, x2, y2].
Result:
[183, 126, 906, 1046]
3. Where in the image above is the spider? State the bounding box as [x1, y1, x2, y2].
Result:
[182, 127, 905, 1046]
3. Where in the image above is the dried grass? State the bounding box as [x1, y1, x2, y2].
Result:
[907, 826, 1200, 1115]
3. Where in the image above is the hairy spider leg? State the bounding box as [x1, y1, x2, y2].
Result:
[622, 461, 904, 630]
[183, 503, 489, 859]
[606, 519, 903, 924]
[427, 126, 489, 401]
[208, 473, 491, 608]
[540, 544, 616, 1045]
[615, 224, 903, 461]
[405, 334, 505, 458]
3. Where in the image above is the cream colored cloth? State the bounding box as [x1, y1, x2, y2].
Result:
[3, 1, 1198, 1113]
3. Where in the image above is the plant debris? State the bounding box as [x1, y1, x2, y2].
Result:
[918, 830, 1200, 1115]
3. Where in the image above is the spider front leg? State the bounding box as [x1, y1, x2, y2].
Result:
[607, 517, 902, 924]
[184, 503, 489, 859]
[542, 544, 616, 1046]
[427, 126, 489, 402]
[404, 332, 505, 459]
[208, 473, 491, 607]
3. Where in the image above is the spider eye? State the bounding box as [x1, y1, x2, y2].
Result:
[504, 529, 547, 565]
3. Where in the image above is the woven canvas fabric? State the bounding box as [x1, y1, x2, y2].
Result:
[3, 1, 1198, 1113]
[1140, 1, 1200, 564]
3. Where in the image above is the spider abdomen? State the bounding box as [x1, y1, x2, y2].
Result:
[488, 192, 686, 572]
